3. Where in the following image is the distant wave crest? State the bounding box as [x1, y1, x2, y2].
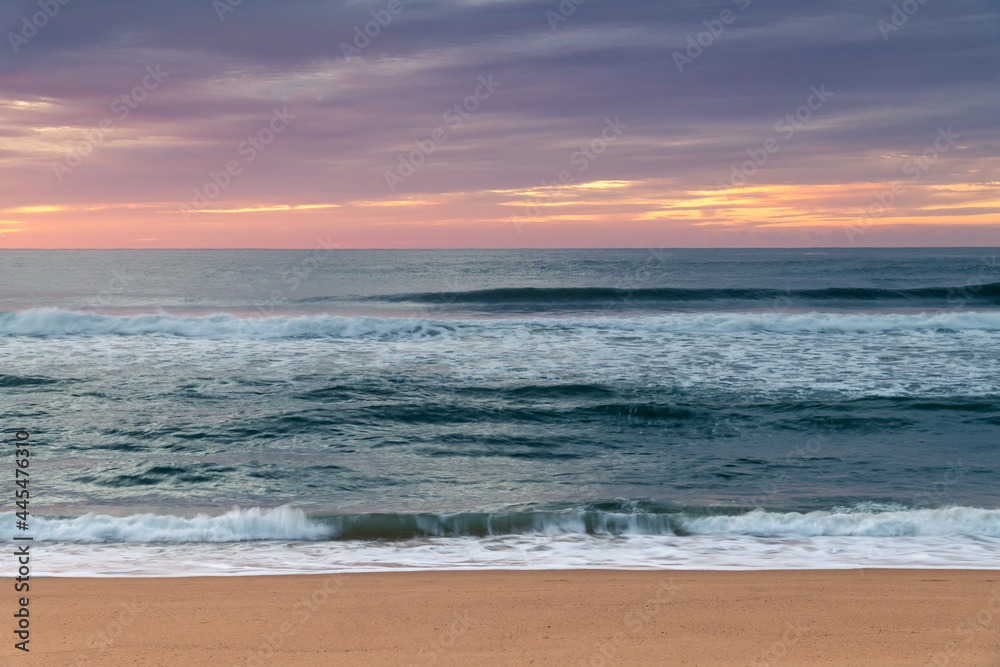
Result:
[376, 283, 1000, 305]
[4, 308, 1000, 338]
[0, 309, 457, 338]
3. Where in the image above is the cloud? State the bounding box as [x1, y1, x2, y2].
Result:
[0, 0, 997, 246]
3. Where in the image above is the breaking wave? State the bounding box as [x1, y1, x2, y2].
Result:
[4, 504, 999, 543]
[4, 308, 1000, 338]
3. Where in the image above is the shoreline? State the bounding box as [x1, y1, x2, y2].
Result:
[4, 569, 998, 665]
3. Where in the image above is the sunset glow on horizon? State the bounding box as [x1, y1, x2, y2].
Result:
[1, 0, 997, 248]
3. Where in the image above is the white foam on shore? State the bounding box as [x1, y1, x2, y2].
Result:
[3, 505, 999, 576]
[9, 534, 1000, 577]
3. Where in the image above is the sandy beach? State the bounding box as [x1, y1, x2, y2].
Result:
[3, 570, 997, 666]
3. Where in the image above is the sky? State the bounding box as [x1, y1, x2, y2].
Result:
[0, 0, 998, 248]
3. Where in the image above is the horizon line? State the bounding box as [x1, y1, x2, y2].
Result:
[2, 246, 1000, 251]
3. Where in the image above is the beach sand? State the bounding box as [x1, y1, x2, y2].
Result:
[3, 570, 998, 665]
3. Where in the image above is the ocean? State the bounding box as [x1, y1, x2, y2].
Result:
[1, 248, 998, 575]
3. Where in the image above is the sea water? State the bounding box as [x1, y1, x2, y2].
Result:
[1, 248, 998, 575]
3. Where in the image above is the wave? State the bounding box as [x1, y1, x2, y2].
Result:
[0, 373, 60, 387]
[0, 309, 457, 338]
[677, 505, 1000, 538]
[0, 507, 329, 543]
[4, 504, 998, 543]
[5, 308, 1000, 338]
[23, 534, 1000, 575]
[373, 284, 1000, 306]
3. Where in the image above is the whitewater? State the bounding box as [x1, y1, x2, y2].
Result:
[6, 308, 1000, 337]
[4, 505, 999, 576]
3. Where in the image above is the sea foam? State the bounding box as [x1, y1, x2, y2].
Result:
[4, 308, 1000, 338]
[0, 506, 329, 543]
[4, 505, 999, 543]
